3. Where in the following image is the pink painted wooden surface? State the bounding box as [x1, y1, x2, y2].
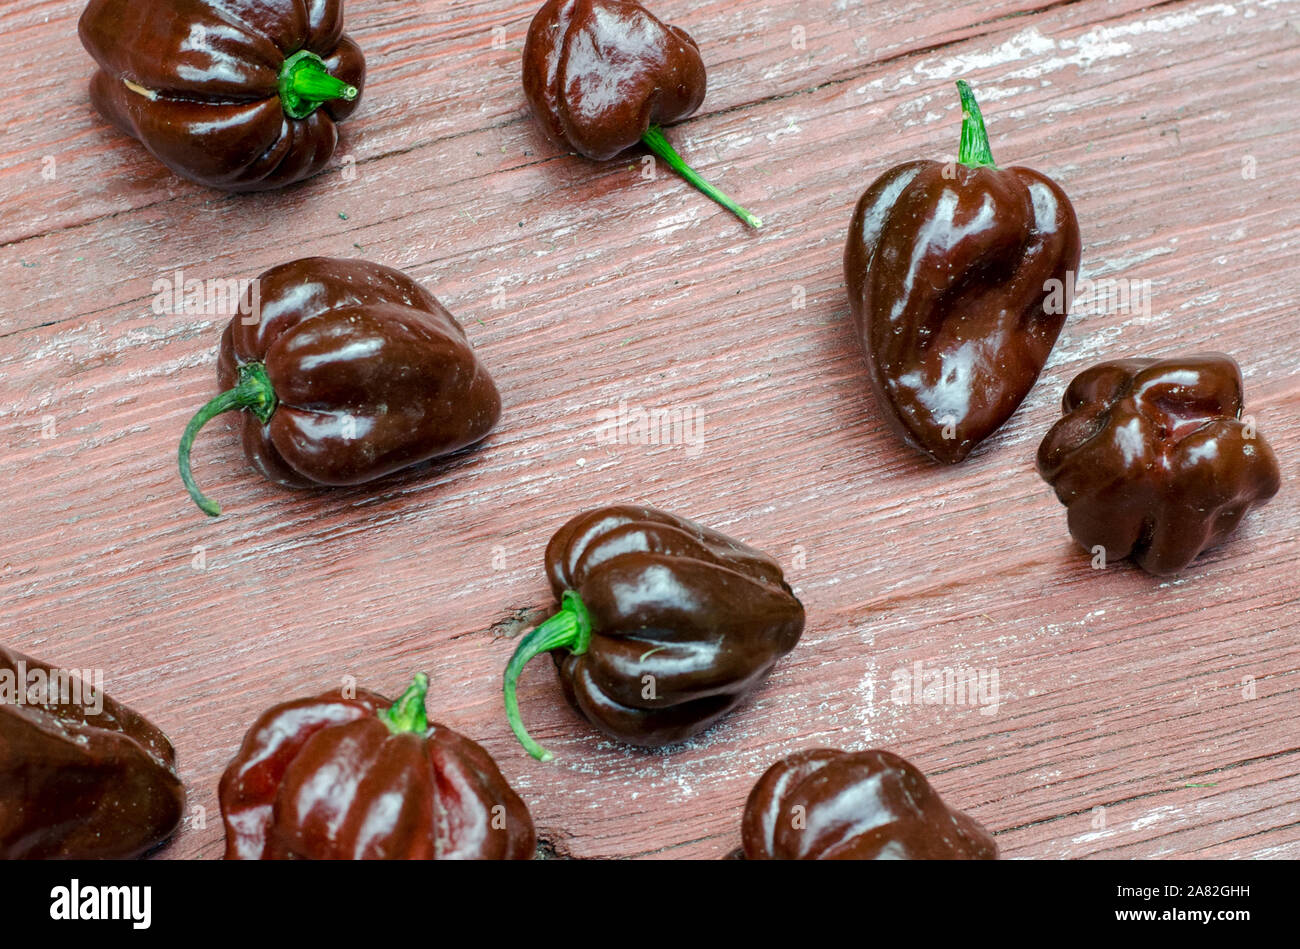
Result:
[1, 0, 1296, 859]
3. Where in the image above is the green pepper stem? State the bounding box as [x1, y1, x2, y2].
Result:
[502, 591, 593, 762]
[641, 126, 763, 229]
[380, 673, 431, 734]
[177, 362, 277, 517]
[279, 50, 358, 120]
[956, 80, 997, 169]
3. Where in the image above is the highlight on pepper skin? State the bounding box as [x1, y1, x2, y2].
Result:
[0, 646, 185, 860]
[844, 80, 1082, 464]
[503, 505, 806, 761]
[219, 673, 536, 859]
[522, 0, 762, 228]
[176, 256, 501, 517]
[739, 748, 998, 860]
[78, 0, 365, 191]
[1036, 353, 1281, 576]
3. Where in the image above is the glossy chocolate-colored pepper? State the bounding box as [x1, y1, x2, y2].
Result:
[1037, 353, 1281, 575]
[0, 646, 185, 859]
[523, 0, 761, 227]
[78, 0, 364, 191]
[220, 674, 535, 859]
[503, 505, 805, 760]
[741, 748, 997, 860]
[845, 81, 1081, 463]
[177, 256, 501, 516]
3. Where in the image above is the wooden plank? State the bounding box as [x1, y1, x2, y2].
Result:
[1, 0, 1296, 859]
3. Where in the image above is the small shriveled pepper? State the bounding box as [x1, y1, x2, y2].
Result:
[177, 256, 501, 516]
[503, 505, 805, 760]
[220, 674, 535, 859]
[741, 748, 997, 860]
[0, 646, 185, 859]
[523, 0, 761, 227]
[845, 81, 1081, 463]
[78, 0, 364, 191]
[1037, 353, 1281, 575]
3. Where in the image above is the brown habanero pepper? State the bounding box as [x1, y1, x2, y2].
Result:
[741, 748, 997, 860]
[503, 505, 805, 760]
[1037, 353, 1281, 575]
[0, 646, 185, 859]
[177, 257, 501, 517]
[220, 674, 535, 859]
[78, 0, 364, 191]
[845, 81, 1081, 463]
[523, 0, 762, 227]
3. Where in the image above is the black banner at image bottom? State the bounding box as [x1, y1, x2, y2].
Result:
[0, 858, 1273, 936]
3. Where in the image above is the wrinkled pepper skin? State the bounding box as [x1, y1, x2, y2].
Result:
[178, 256, 501, 516]
[79, 0, 364, 191]
[504, 505, 805, 760]
[220, 675, 535, 859]
[742, 748, 997, 860]
[845, 82, 1081, 463]
[0, 646, 185, 859]
[522, 0, 761, 227]
[523, 0, 705, 161]
[1036, 354, 1281, 576]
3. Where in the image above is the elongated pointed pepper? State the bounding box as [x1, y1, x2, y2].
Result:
[741, 749, 998, 860]
[503, 505, 805, 761]
[220, 674, 536, 859]
[523, 0, 762, 228]
[78, 0, 364, 191]
[177, 257, 501, 516]
[845, 80, 1082, 463]
[1, 646, 185, 859]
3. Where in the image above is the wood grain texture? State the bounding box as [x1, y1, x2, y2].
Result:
[1, 0, 1296, 860]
